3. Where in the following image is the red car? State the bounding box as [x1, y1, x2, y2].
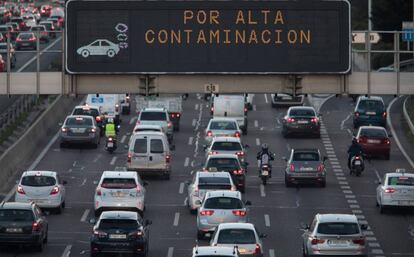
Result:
[356, 126, 391, 160]
[40, 5, 52, 17]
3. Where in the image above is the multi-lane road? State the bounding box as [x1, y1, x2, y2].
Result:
[0, 94, 413, 257]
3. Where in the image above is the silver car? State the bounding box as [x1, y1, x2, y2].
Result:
[197, 190, 250, 240]
[137, 108, 174, 143]
[187, 171, 236, 213]
[206, 137, 248, 165]
[94, 171, 146, 217]
[301, 214, 368, 257]
[59, 115, 100, 148]
[204, 118, 242, 146]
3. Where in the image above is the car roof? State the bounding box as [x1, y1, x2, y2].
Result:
[102, 171, 137, 179]
[205, 190, 241, 199]
[211, 137, 241, 143]
[134, 124, 162, 129]
[74, 105, 100, 110]
[100, 211, 138, 220]
[358, 126, 386, 131]
[358, 96, 383, 102]
[210, 118, 238, 122]
[316, 214, 358, 223]
[193, 246, 237, 256]
[197, 171, 231, 178]
[66, 115, 94, 120]
[217, 222, 255, 230]
[0, 201, 33, 210]
[23, 170, 57, 177]
[292, 148, 320, 153]
[132, 131, 166, 137]
[142, 107, 166, 112]
[207, 154, 239, 159]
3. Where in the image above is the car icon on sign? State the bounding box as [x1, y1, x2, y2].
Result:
[77, 39, 120, 58]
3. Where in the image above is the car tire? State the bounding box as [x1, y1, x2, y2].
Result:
[282, 129, 289, 138]
[59, 142, 66, 148]
[239, 185, 245, 193]
[384, 153, 390, 160]
[320, 180, 326, 188]
[81, 49, 90, 58]
[92, 142, 98, 149]
[190, 208, 197, 215]
[379, 203, 385, 214]
[285, 176, 292, 187]
[35, 241, 44, 252]
[90, 253, 98, 257]
[107, 49, 116, 58]
[164, 172, 170, 180]
[197, 231, 204, 240]
[43, 228, 48, 244]
[56, 203, 63, 214]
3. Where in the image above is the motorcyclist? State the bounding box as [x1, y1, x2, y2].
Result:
[347, 137, 364, 169]
[256, 143, 275, 177]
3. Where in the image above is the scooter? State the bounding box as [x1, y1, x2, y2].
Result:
[105, 136, 117, 154]
[349, 154, 364, 176]
[260, 164, 271, 185]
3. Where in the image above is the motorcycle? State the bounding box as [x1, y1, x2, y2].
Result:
[349, 154, 364, 176]
[105, 136, 117, 153]
[260, 164, 271, 185]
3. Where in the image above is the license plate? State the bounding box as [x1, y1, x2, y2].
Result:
[298, 120, 309, 124]
[300, 167, 314, 171]
[109, 234, 126, 239]
[107, 142, 114, 147]
[71, 128, 84, 133]
[366, 112, 376, 115]
[262, 170, 269, 176]
[399, 200, 409, 205]
[354, 160, 361, 165]
[111, 191, 126, 197]
[6, 228, 22, 233]
[328, 240, 348, 245]
[367, 139, 380, 144]
[22, 43, 29, 46]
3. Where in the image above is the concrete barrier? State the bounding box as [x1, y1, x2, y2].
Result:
[403, 96, 414, 136]
[0, 95, 78, 192]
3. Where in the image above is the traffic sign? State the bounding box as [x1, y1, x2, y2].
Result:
[402, 22, 414, 42]
[205, 84, 219, 93]
[352, 32, 380, 44]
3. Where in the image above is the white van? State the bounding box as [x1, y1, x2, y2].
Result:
[127, 131, 171, 179]
[86, 94, 121, 124]
[213, 94, 248, 135]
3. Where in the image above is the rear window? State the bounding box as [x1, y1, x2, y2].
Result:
[211, 142, 242, 151]
[198, 177, 231, 190]
[210, 121, 237, 130]
[19, 33, 33, 39]
[101, 178, 136, 189]
[140, 112, 167, 121]
[99, 219, 138, 230]
[72, 108, 99, 117]
[359, 128, 387, 137]
[289, 109, 315, 116]
[317, 222, 360, 235]
[217, 229, 256, 244]
[133, 138, 147, 153]
[0, 210, 34, 222]
[358, 100, 384, 111]
[207, 158, 239, 169]
[135, 128, 161, 133]
[293, 152, 319, 161]
[65, 117, 93, 126]
[150, 139, 164, 153]
[203, 197, 243, 209]
[388, 176, 414, 186]
[21, 175, 56, 187]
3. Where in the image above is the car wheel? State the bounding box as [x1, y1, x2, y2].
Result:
[59, 142, 66, 148]
[285, 176, 292, 187]
[282, 129, 288, 138]
[43, 229, 48, 244]
[384, 153, 390, 160]
[81, 49, 90, 58]
[35, 241, 44, 252]
[90, 253, 98, 257]
[107, 49, 116, 58]
[239, 185, 245, 193]
[92, 142, 98, 149]
[197, 231, 204, 240]
[55, 203, 63, 214]
[320, 180, 326, 188]
[379, 203, 385, 214]
[62, 201, 65, 209]
[164, 172, 170, 180]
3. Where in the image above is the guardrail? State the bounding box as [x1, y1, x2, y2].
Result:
[0, 95, 37, 135]
[403, 96, 414, 136]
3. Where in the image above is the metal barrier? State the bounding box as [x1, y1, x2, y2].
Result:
[0, 95, 36, 135]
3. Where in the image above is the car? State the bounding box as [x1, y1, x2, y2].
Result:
[210, 223, 265, 257]
[15, 170, 67, 213]
[204, 154, 246, 193]
[46, 17, 61, 30]
[90, 211, 151, 257]
[136, 107, 174, 143]
[376, 169, 414, 213]
[0, 201, 48, 251]
[0, 7, 12, 24]
[10, 17, 27, 31]
[271, 93, 304, 108]
[282, 106, 321, 138]
[94, 171, 147, 217]
[205, 137, 248, 165]
[59, 115, 101, 148]
[0, 25, 15, 41]
[197, 191, 250, 240]
[77, 39, 120, 58]
[133, 124, 163, 134]
[283, 148, 327, 187]
[40, 5, 52, 17]
[39, 21, 55, 38]
[353, 96, 386, 128]
[301, 213, 368, 257]
[244, 93, 254, 110]
[212, 94, 248, 135]
[49, 8, 64, 27]
[6, 22, 20, 33]
[127, 131, 172, 179]
[356, 126, 391, 159]
[71, 105, 105, 135]
[204, 118, 242, 146]
[15, 32, 36, 50]
[0, 33, 4, 43]
[29, 25, 49, 42]
[0, 43, 16, 68]
[187, 171, 236, 213]
[192, 246, 240, 257]
[22, 14, 36, 28]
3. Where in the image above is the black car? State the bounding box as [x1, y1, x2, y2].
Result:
[91, 211, 151, 257]
[0, 202, 48, 252]
[282, 106, 321, 138]
[353, 96, 386, 128]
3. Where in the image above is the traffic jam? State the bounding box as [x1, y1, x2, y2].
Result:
[0, 91, 413, 257]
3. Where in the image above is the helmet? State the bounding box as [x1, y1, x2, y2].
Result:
[107, 117, 114, 124]
[261, 143, 268, 151]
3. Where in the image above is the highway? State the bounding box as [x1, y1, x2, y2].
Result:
[0, 94, 413, 257]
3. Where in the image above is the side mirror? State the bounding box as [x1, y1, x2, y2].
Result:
[89, 218, 96, 224]
[245, 200, 252, 206]
[259, 233, 267, 238]
[58, 122, 63, 126]
[62, 180, 68, 185]
[195, 200, 202, 206]
[300, 222, 310, 230]
[143, 181, 149, 186]
[360, 224, 368, 230]
[145, 219, 152, 226]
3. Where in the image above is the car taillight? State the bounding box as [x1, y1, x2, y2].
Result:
[199, 210, 214, 216]
[317, 164, 324, 172]
[16, 37, 21, 42]
[287, 117, 295, 123]
[17, 185, 25, 194]
[193, 186, 199, 196]
[233, 169, 243, 175]
[136, 186, 142, 194]
[290, 164, 295, 172]
[355, 111, 360, 117]
[128, 230, 143, 238]
[127, 153, 132, 163]
[311, 117, 319, 123]
[236, 151, 244, 156]
[29, 37, 35, 41]
[384, 188, 395, 193]
[244, 107, 248, 113]
[95, 116, 101, 122]
[234, 131, 241, 137]
[93, 230, 107, 238]
[355, 156, 360, 160]
[357, 137, 366, 144]
[311, 238, 325, 245]
[206, 131, 213, 137]
[384, 138, 390, 145]
[171, 113, 175, 118]
[176, 113, 180, 118]
[50, 186, 59, 195]
[231, 185, 237, 191]
[166, 154, 171, 163]
[108, 137, 113, 142]
[382, 112, 387, 118]
[232, 210, 247, 216]
[96, 187, 102, 196]
[210, 106, 214, 113]
[254, 244, 261, 254]
[32, 221, 40, 231]
[353, 238, 365, 245]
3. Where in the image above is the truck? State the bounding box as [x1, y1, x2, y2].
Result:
[136, 95, 183, 131]
[85, 94, 122, 125]
[212, 94, 248, 135]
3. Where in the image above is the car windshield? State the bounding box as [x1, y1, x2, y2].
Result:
[207, 158, 239, 170]
[135, 128, 161, 132]
[358, 100, 384, 111]
[211, 142, 242, 151]
[292, 152, 319, 161]
[360, 128, 387, 138]
[0, 210, 34, 222]
[65, 117, 92, 126]
[99, 219, 138, 230]
[19, 33, 33, 40]
[21, 175, 56, 187]
[289, 109, 315, 116]
[217, 229, 256, 244]
[388, 176, 414, 186]
[198, 177, 231, 190]
[140, 112, 167, 121]
[204, 197, 243, 209]
[72, 108, 99, 117]
[101, 178, 137, 189]
[317, 222, 360, 235]
[210, 121, 237, 130]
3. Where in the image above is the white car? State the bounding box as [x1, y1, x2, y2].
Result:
[77, 39, 120, 58]
[192, 246, 239, 257]
[210, 223, 265, 257]
[15, 171, 67, 213]
[206, 137, 248, 164]
[376, 169, 414, 213]
[133, 124, 163, 134]
[204, 118, 242, 146]
[94, 171, 146, 217]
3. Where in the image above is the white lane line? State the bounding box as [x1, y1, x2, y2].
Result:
[340, 113, 352, 130]
[167, 247, 174, 257]
[352, 209, 363, 214]
[269, 249, 275, 257]
[366, 236, 377, 241]
[347, 199, 358, 204]
[349, 204, 360, 209]
[373, 167, 382, 182]
[17, 36, 62, 72]
[260, 184, 266, 197]
[264, 214, 271, 227]
[184, 157, 190, 167]
[80, 209, 90, 222]
[173, 212, 180, 226]
[92, 154, 102, 163]
[179, 183, 184, 194]
[195, 104, 199, 110]
[341, 186, 351, 189]
[264, 94, 268, 104]
[256, 138, 261, 146]
[253, 105, 257, 111]
[364, 230, 374, 236]
[121, 135, 127, 144]
[192, 119, 197, 127]
[343, 190, 353, 194]
[254, 120, 259, 128]
[338, 181, 349, 185]
[129, 117, 136, 125]
[110, 156, 117, 165]
[188, 137, 193, 145]
[79, 178, 87, 187]
[61, 244, 72, 257]
[345, 195, 356, 199]
[371, 249, 383, 254]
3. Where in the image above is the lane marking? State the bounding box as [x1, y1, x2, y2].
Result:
[347, 199, 358, 204]
[79, 178, 87, 187]
[371, 249, 384, 254]
[173, 212, 180, 226]
[345, 195, 355, 198]
[179, 182, 184, 194]
[167, 247, 174, 257]
[195, 104, 199, 110]
[188, 137, 193, 145]
[264, 94, 268, 104]
[61, 244, 72, 257]
[340, 113, 352, 130]
[110, 156, 117, 165]
[373, 167, 382, 182]
[369, 242, 381, 248]
[121, 135, 127, 144]
[80, 209, 90, 222]
[260, 184, 266, 197]
[264, 214, 270, 227]
[129, 117, 136, 125]
[352, 209, 363, 214]
[184, 157, 189, 167]
[349, 204, 360, 209]
[256, 138, 261, 146]
[269, 249, 275, 257]
[192, 119, 197, 127]
[343, 190, 353, 194]
[254, 120, 258, 128]
[253, 105, 257, 111]
[92, 154, 102, 163]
